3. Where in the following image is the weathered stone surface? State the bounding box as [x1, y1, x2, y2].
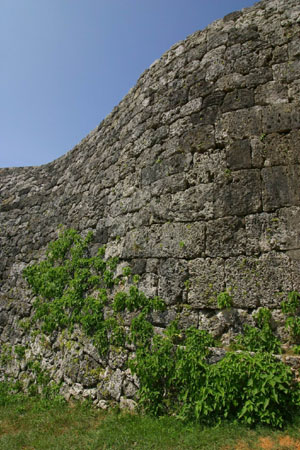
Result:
[187, 149, 226, 185]
[252, 130, 300, 168]
[1, 0, 300, 405]
[225, 253, 293, 309]
[262, 165, 300, 211]
[226, 140, 252, 170]
[188, 258, 225, 309]
[122, 222, 206, 259]
[215, 107, 262, 143]
[214, 169, 262, 217]
[104, 368, 124, 401]
[119, 397, 137, 411]
[206, 217, 247, 258]
[262, 103, 300, 134]
[157, 258, 188, 305]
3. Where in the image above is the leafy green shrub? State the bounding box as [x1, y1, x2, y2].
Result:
[171, 327, 215, 421]
[129, 322, 213, 417]
[130, 322, 299, 427]
[199, 351, 299, 428]
[234, 307, 282, 354]
[281, 291, 300, 343]
[130, 332, 176, 416]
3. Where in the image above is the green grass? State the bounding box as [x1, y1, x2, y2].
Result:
[2, 394, 300, 449]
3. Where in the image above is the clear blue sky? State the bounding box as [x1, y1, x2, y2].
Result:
[1, 0, 255, 168]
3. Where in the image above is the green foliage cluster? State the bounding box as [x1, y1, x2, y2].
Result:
[217, 291, 233, 309]
[22, 229, 300, 428]
[232, 293, 300, 355]
[129, 323, 214, 418]
[23, 228, 165, 356]
[14, 345, 26, 360]
[281, 291, 300, 343]
[234, 307, 282, 354]
[0, 343, 12, 365]
[130, 321, 299, 427]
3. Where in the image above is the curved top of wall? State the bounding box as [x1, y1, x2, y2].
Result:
[1, 0, 300, 313]
[1, 0, 297, 173]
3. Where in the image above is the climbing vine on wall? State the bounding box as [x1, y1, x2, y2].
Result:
[23, 228, 165, 356]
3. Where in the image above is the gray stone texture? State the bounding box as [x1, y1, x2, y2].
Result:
[1, 0, 300, 404]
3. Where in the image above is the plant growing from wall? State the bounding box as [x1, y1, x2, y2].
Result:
[22, 229, 300, 428]
[23, 228, 165, 356]
[217, 290, 233, 309]
[233, 307, 282, 354]
[281, 291, 300, 344]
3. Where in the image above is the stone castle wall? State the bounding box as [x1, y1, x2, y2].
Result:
[1, 0, 300, 405]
